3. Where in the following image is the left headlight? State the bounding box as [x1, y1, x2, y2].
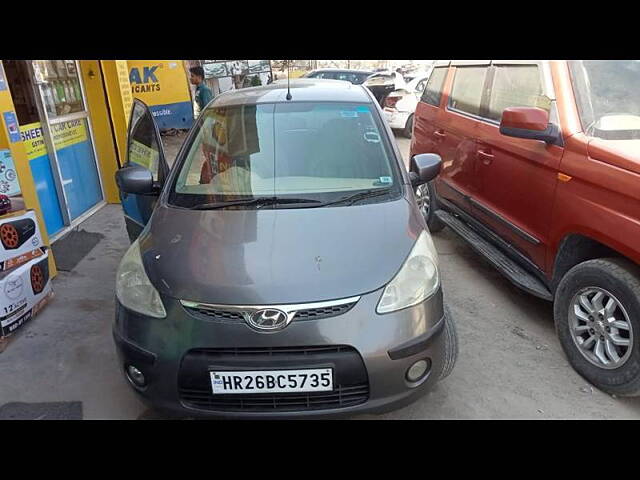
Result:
[116, 238, 166, 318]
[377, 230, 439, 314]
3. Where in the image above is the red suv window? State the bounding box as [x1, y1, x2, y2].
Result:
[486, 65, 547, 122]
[420, 67, 448, 107]
[448, 66, 488, 117]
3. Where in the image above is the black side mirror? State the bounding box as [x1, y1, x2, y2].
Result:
[115, 164, 156, 195]
[410, 153, 442, 186]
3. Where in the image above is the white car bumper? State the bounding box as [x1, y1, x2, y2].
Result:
[383, 108, 410, 130]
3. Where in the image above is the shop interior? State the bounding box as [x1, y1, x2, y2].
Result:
[1, 60, 105, 239]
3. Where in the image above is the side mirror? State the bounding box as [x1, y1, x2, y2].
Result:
[410, 153, 442, 186]
[499, 107, 560, 144]
[115, 164, 156, 195]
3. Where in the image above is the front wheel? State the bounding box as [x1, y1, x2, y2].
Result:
[416, 181, 445, 233]
[554, 258, 640, 396]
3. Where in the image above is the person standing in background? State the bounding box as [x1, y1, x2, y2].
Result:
[189, 66, 213, 116]
[189, 66, 215, 183]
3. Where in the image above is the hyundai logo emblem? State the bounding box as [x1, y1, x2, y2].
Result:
[247, 308, 290, 331]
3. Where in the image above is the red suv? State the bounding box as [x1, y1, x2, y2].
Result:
[410, 60, 640, 396]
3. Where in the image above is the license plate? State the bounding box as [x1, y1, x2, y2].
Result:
[210, 368, 333, 394]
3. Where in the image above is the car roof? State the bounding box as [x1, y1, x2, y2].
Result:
[208, 78, 374, 107]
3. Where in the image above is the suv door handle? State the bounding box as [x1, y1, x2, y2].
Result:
[478, 149, 494, 164]
[433, 129, 446, 138]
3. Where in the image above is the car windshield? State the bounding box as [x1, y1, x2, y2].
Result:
[168, 101, 401, 209]
[569, 60, 640, 140]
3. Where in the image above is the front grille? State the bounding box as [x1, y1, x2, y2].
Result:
[180, 383, 369, 412]
[182, 299, 358, 324]
[294, 302, 356, 321]
[188, 308, 245, 322]
[178, 345, 369, 412]
[192, 345, 348, 356]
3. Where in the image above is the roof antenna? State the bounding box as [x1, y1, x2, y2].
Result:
[286, 60, 292, 101]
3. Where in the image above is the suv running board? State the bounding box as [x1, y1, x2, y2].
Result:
[435, 210, 553, 301]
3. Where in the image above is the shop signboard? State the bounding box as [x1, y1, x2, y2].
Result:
[115, 60, 133, 126]
[127, 60, 193, 130]
[0, 150, 21, 196]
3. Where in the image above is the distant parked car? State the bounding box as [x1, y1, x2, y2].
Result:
[383, 71, 432, 137]
[302, 69, 372, 85]
[363, 71, 407, 108]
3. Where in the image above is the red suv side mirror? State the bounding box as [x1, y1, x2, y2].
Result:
[499, 107, 561, 144]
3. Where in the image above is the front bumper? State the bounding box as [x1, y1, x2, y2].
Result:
[113, 287, 449, 418]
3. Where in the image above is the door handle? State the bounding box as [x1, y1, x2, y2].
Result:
[478, 149, 494, 164]
[433, 130, 446, 139]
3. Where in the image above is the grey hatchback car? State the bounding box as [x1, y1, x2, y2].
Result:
[113, 79, 458, 418]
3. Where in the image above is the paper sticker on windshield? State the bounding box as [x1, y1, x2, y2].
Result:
[379, 176, 392, 184]
[341, 110, 358, 118]
[364, 131, 380, 143]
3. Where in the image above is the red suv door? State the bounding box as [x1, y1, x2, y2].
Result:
[473, 62, 564, 269]
[412, 62, 491, 214]
[411, 65, 448, 166]
[435, 63, 491, 213]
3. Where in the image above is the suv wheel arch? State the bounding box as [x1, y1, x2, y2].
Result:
[552, 234, 624, 292]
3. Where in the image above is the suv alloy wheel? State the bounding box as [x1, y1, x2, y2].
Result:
[554, 258, 640, 396]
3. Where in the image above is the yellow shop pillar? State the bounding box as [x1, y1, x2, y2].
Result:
[78, 60, 123, 204]
[0, 61, 57, 277]
[97, 60, 132, 189]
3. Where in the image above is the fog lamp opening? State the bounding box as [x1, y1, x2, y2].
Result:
[406, 359, 431, 383]
[126, 365, 146, 387]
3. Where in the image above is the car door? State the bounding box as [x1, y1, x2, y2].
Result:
[411, 65, 449, 170]
[118, 99, 169, 242]
[473, 62, 563, 269]
[433, 63, 490, 213]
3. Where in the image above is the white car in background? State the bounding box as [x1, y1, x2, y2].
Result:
[383, 70, 432, 138]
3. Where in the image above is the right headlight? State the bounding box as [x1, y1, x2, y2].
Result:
[115, 238, 166, 318]
[377, 230, 439, 314]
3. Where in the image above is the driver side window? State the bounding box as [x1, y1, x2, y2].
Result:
[128, 102, 161, 182]
[486, 65, 548, 122]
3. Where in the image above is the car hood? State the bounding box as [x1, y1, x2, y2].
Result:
[588, 137, 640, 175]
[139, 198, 424, 305]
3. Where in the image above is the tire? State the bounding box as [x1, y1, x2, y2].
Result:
[402, 114, 414, 138]
[554, 257, 640, 396]
[439, 305, 459, 380]
[416, 181, 445, 233]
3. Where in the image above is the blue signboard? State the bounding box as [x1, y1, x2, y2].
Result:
[3, 111, 21, 143]
[149, 101, 194, 130]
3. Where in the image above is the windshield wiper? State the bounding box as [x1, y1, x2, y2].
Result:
[190, 197, 276, 210]
[313, 188, 393, 208]
[190, 197, 321, 210]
